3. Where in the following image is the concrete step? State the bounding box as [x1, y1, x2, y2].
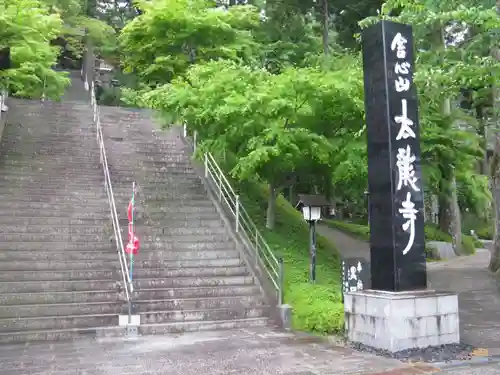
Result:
[0, 170, 102, 179]
[0, 143, 99, 152]
[0, 225, 108, 235]
[0, 217, 110, 226]
[125, 202, 217, 213]
[138, 317, 269, 336]
[0, 259, 119, 271]
[0, 289, 121, 305]
[0, 177, 103, 187]
[132, 249, 240, 261]
[0, 188, 107, 198]
[0, 140, 101, 149]
[0, 265, 248, 282]
[133, 295, 263, 312]
[0, 181, 106, 190]
[142, 218, 224, 228]
[138, 233, 232, 244]
[139, 211, 220, 221]
[0, 159, 194, 169]
[0, 313, 117, 332]
[1, 153, 189, 163]
[0, 196, 107, 206]
[0, 200, 211, 211]
[133, 275, 254, 289]
[134, 285, 260, 300]
[0, 317, 268, 343]
[139, 306, 269, 325]
[112, 170, 197, 179]
[135, 240, 236, 251]
[0, 201, 109, 211]
[137, 227, 228, 236]
[0, 233, 107, 242]
[0, 279, 120, 294]
[140, 192, 211, 202]
[0, 301, 124, 318]
[0, 185, 202, 197]
[0, 210, 109, 220]
[0, 269, 116, 282]
[0, 165, 193, 178]
[0, 241, 113, 251]
[110, 150, 188, 159]
[134, 265, 249, 279]
[0, 256, 244, 272]
[0, 250, 117, 262]
[143, 207, 218, 217]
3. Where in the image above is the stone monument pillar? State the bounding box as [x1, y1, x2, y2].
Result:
[344, 20, 460, 352]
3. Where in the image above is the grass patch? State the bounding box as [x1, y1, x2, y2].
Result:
[324, 220, 477, 256]
[235, 181, 344, 334]
[475, 226, 493, 241]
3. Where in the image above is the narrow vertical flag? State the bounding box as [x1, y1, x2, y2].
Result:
[125, 182, 140, 282]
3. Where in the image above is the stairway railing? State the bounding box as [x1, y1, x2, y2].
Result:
[84, 73, 134, 318]
[183, 125, 284, 306]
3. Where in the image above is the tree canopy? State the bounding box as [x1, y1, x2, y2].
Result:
[5, 0, 500, 257]
[115, 0, 500, 236]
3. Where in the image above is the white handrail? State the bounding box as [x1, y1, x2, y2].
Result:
[184, 126, 284, 305]
[87, 77, 133, 306]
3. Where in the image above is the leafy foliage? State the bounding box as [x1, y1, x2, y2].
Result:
[119, 0, 261, 86]
[0, 0, 69, 98]
[142, 58, 364, 227]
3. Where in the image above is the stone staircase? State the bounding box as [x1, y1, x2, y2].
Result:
[98, 106, 270, 335]
[0, 75, 270, 343]
[0, 96, 123, 343]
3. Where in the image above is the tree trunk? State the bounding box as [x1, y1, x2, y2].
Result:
[288, 183, 297, 206]
[266, 183, 277, 230]
[442, 96, 462, 254]
[438, 194, 451, 233]
[449, 171, 463, 254]
[488, 0, 500, 271]
[322, 0, 329, 56]
[489, 173, 500, 271]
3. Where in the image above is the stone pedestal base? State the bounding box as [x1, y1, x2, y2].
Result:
[344, 289, 459, 352]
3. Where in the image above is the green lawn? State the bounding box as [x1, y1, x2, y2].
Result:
[324, 219, 480, 257]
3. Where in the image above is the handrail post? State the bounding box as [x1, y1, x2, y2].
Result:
[183, 123, 187, 138]
[193, 131, 197, 153]
[204, 153, 208, 178]
[218, 175, 222, 201]
[278, 257, 284, 306]
[235, 195, 240, 232]
[255, 229, 259, 267]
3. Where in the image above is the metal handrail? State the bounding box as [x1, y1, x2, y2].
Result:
[184, 126, 284, 305]
[86, 75, 134, 313]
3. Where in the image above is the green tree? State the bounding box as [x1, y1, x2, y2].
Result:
[0, 0, 69, 99]
[119, 0, 261, 86]
[142, 58, 364, 228]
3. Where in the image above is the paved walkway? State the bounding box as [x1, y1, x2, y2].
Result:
[0, 328, 416, 375]
[316, 224, 500, 349]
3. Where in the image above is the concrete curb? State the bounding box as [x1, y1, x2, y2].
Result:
[367, 362, 441, 374]
[431, 355, 500, 369]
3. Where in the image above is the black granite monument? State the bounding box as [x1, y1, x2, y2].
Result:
[362, 20, 427, 291]
[341, 257, 370, 302]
